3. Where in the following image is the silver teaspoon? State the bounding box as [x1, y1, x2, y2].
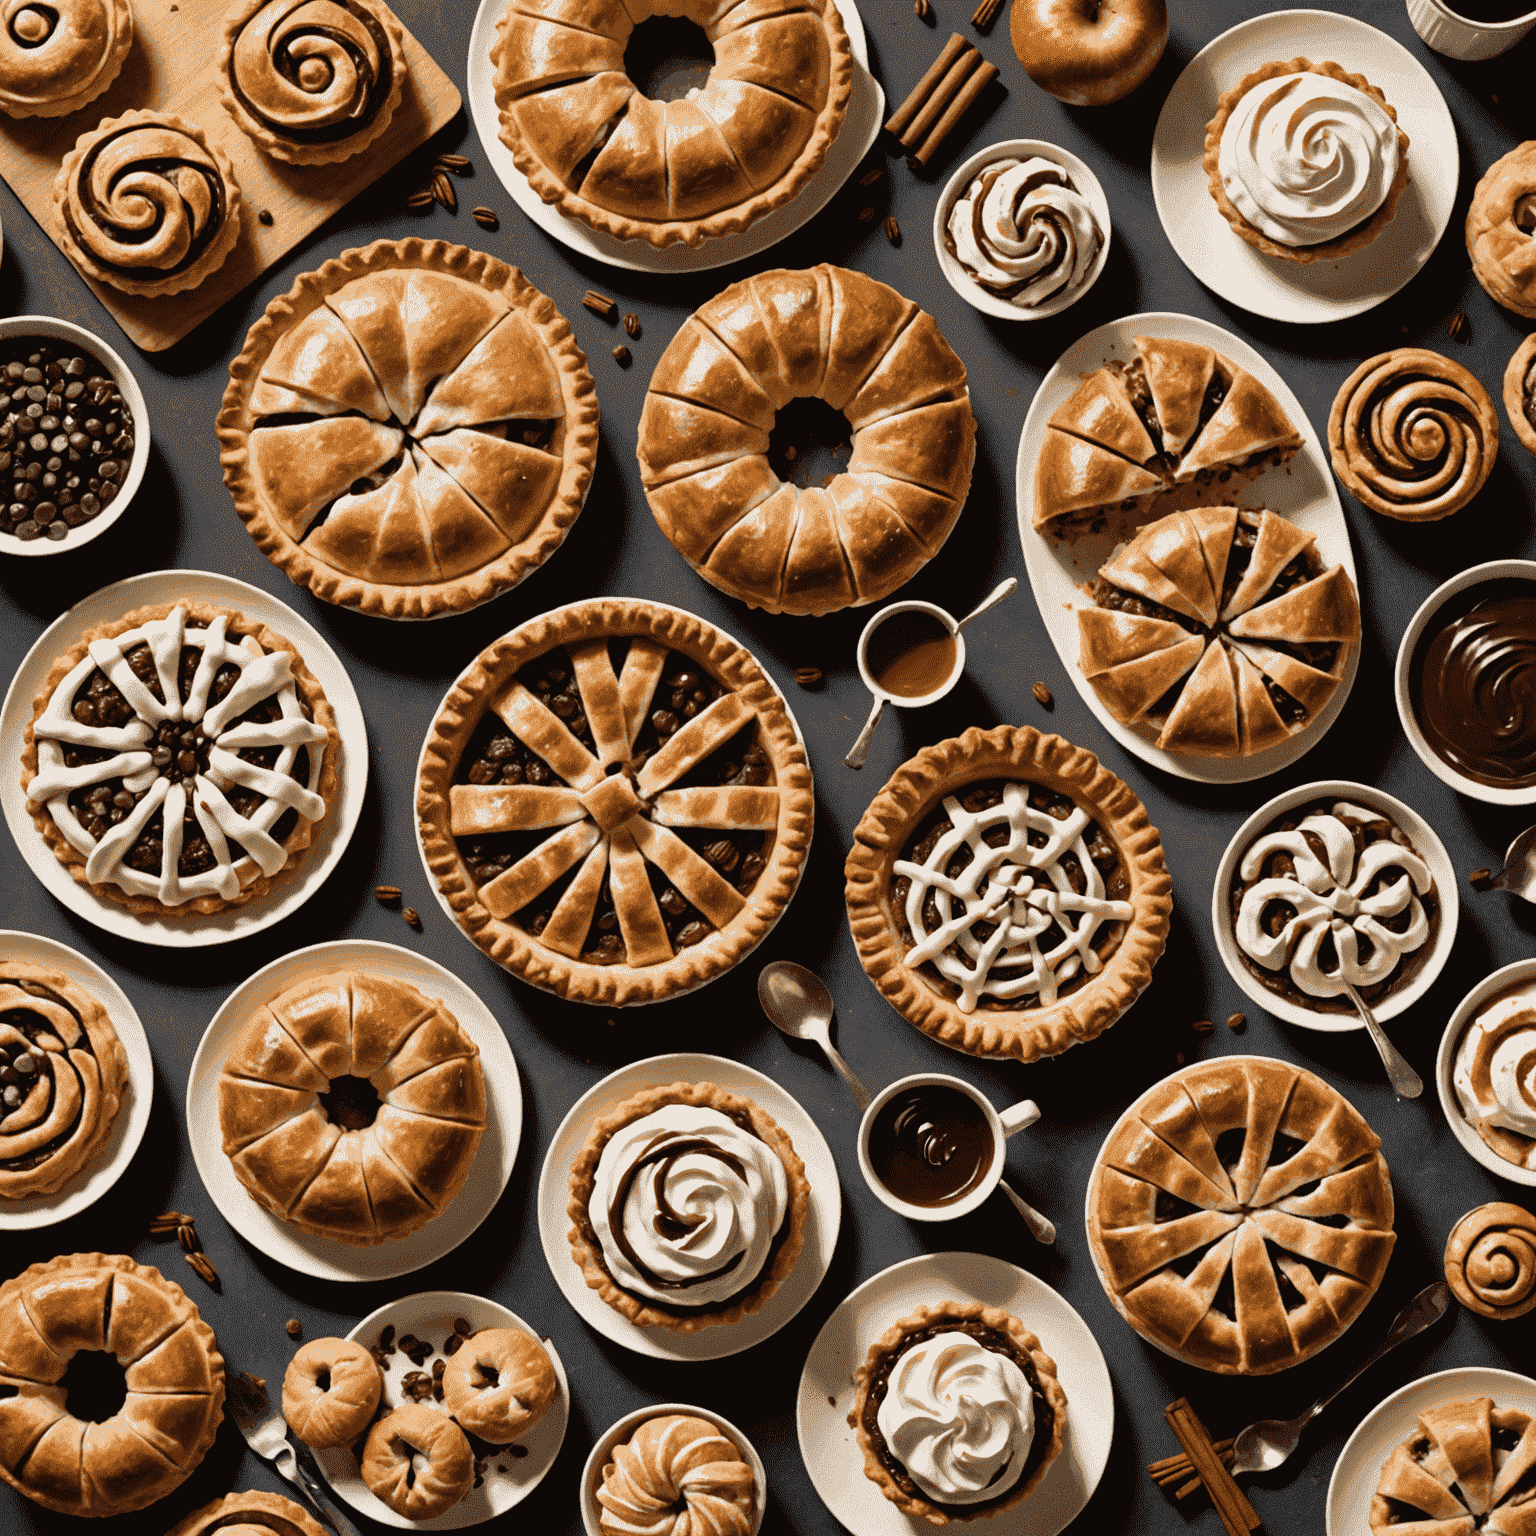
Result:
[1484, 825, 1536, 901]
[1341, 979, 1423, 1099]
[758, 961, 870, 1111]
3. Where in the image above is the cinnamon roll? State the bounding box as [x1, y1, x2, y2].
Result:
[52, 110, 243, 296]
[1444, 1202, 1536, 1320]
[0, 0, 133, 119]
[1466, 141, 1536, 321]
[1328, 348, 1499, 521]
[1504, 333, 1536, 459]
[218, 0, 406, 166]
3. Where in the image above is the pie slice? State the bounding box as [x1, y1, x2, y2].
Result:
[1048, 372, 1159, 465]
[1157, 642, 1239, 757]
[1033, 429, 1167, 531]
[1133, 333, 1218, 457]
[1083, 635, 1206, 724]
[247, 419, 403, 541]
[1177, 367, 1304, 484]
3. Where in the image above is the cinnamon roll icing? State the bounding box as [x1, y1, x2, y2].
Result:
[1444, 1202, 1536, 1320]
[0, 0, 132, 119]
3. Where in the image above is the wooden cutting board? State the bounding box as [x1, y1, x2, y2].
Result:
[0, 0, 461, 351]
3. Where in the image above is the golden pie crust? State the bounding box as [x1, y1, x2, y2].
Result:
[1203, 58, 1410, 264]
[1467, 141, 1536, 320]
[849, 1299, 1067, 1525]
[167, 1489, 329, 1536]
[417, 597, 814, 1007]
[1087, 1056, 1396, 1375]
[1443, 1202, 1536, 1321]
[1504, 334, 1536, 459]
[0, 0, 133, 118]
[566, 1079, 810, 1332]
[491, 0, 853, 249]
[845, 724, 1171, 1062]
[218, 238, 599, 619]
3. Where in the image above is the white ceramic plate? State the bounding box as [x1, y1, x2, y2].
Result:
[1149, 9, 1457, 323]
[0, 929, 152, 1229]
[315, 1289, 568, 1530]
[1326, 1367, 1536, 1535]
[1211, 780, 1459, 1033]
[1, 569, 368, 946]
[465, 0, 884, 273]
[1015, 311, 1358, 784]
[537, 1051, 840, 1360]
[186, 940, 522, 1281]
[795, 1251, 1113, 1536]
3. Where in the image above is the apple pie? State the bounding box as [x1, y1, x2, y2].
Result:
[1077, 504, 1360, 758]
[1032, 334, 1302, 536]
[1088, 1056, 1396, 1374]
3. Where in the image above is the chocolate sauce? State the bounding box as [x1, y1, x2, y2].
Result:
[1412, 579, 1536, 786]
[866, 1084, 994, 1207]
[1441, 0, 1536, 20]
[867, 611, 958, 699]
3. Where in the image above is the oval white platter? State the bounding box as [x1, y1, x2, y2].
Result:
[465, 0, 884, 274]
[537, 1051, 840, 1361]
[0, 929, 152, 1230]
[1016, 311, 1358, 785]
[186, 940, 522, 1282]
[0, 569, 368, 946]
[1150, 8, 1457, 324]
[796, 1250, 1112, 1536]
[315, 1289, 568, 1530]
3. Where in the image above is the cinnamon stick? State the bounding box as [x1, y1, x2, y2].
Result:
[1164, 1400, 1262, 1535]
[885, 32, 972, 138]
[910, 60, 999, 167]
[1149, 1438, 1234, 1478]
[900, 47, 982, 150]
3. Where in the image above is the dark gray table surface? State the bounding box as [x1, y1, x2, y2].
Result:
[5, 1, 1536, 1531]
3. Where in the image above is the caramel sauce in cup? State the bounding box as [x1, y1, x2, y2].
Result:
[857, 600, 965, 707]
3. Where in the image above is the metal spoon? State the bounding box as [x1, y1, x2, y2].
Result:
[1340, 979, 1423, 1099]
[1483, 825, 1536, 900]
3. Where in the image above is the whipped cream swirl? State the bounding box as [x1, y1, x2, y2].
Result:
[876, 1334, 1034, 1506]
[1217, 71, 1399, 246]
[590, 1104, 789, 1307]
[946, 157, 1102, 307]
[1455, 985, 1536, 1154]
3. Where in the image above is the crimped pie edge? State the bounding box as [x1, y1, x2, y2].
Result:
[1503, 333, 1536, 459]
[166, 1489, 329, 1536]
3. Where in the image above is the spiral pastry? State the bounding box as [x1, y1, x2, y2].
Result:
[52, 110, 244, 297]
[0, 0, 132, 119]
[596, 1414, 756, 1536]
[1466, 141, 1536, 321]
[1445, 1202, 1536, 1320]
[1327, 348, 1500, 521]
[219, 0, 405, 166]
[1504, 333, 1536, 460]
[0, 961, 128, 1200]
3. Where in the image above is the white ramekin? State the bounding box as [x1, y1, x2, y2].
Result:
[1406, 0, 1536, 60]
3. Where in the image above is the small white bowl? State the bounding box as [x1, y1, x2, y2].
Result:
[1406, 0, 1536, 60]
[933, 138, 1112, 322]
[580, 1403, 766, 1536]
[1211, 779, 1458, 1033]
[0, 315, 149, 558]
[856, 598, 965, 708]
[1394, 559, 1536, 805]
[1436, 958, 1536, 1189]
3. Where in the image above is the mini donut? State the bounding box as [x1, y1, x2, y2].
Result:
[441, 1327, 557, 1443]
[362, 1403, 474, 1521]
[282, 1338, 382, 1449]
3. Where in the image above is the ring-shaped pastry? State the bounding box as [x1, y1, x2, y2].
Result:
[361, 1402, 474, 1521]
[282, 1337, 383, 1447]
[440, 1327, 556, 1443]
[1504, 333, 1536, 460]
[0, 0, 133, 119]
[1467, 141, 1536, 320]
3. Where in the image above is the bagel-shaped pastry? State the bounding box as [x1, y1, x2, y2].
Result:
[1467, 141, 1536, 320]
[0, 0, 133, 118]
[1504, 333, 1536, 460]
[167, 1489, 327, 1536]
[282, 1337, 383, 1448]
[596, 1413, 757, 1536]
[1444, 1202, 1536, 1320]
[440, 1327, 556, 1443]
[1328, 348, 1499, 521]
[362, 1403, 473, 1521]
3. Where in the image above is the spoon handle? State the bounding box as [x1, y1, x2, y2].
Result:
[820, 1040, 872, 1112]
[956, 577, 1018, 632]
[1344, 981, 1423, 1099]
[844, 696, 885, 770]
[999, 1179, 1056, 1245]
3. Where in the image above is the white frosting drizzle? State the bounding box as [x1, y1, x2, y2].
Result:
[1217, 71, 1399, 246]
[589, 1104, 789, 1308]
[876, 1333, 1035, 1506]
[27, 606, 330, 907]
[1234, 801, 1432, 999]
[1455, 986, 1536, 1151]
[946, 157, 1101, 307]
[894, 782, 1134, 1014]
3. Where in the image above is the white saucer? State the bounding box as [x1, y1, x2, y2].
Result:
[1150, 8, 1458, 323]
[465, 0, 884, 273]
[795, 1251, 1113, 1536]
[186, 940, 522, 1282]
[315, 1289, 568, 1530]
[537, 1051, 840, 1360]
[0, 569, 368, 946]
[1016, 311, 1358, 784]
[0, 929, 152, 1229]
[1327, 1366, 1536, 1535]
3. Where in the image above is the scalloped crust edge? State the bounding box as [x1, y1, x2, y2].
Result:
[1503, 334, 1536, 459]
[167, 1490, 329, 1536]
[0, 0, 133, 119]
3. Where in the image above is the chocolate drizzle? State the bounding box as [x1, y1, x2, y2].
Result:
[0, 977, 93, 1174]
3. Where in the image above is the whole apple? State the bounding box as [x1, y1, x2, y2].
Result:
[1011, 0, 1170, 106]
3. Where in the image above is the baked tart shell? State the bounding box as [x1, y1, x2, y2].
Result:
[1504, 333, 1536, 459]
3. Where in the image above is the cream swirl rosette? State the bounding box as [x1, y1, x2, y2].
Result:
[1444, 1201, 1536, 1319]
[595, 1414, 756, 1536]
[1454, 981, 1536, 1168]
[0, 0, 133, 119]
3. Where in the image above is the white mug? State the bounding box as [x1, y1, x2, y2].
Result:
[855, 599, 967, 710]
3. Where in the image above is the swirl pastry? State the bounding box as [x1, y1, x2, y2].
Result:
[596, 1414, 757, 1536]
[52, 110, 244, 297]
[567, 1080, 810, 1332]
[1505, 333, 1536, 459]
[1444, 1202, 1536, 1320]
[0, 961, 127, 1199]
[1328, 349, 1499, 521]
[362, 1403, 473, 1521]
[441, 1328, 556, 1443]
[1467, 141, 1536, 320]
[1453, 978, 1536, 1171]
[1203, 57, 1409, 263]
[168, 1490, 328, 1536]
[0, 0, 132, 117]
[282, 1337, 381, 1447]
[218, 0, 406, 166]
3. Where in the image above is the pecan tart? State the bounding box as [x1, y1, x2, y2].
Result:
[1032, 334, 1302, 536]
[218, 239, 599, 619]
[0, 961, 128, 1200]
[168, 1490, 328, 1536]
[1505, 334, 1536, 460]
[1088, 1056, 1396, 1374]
[22, 601, 339, 917]
[849, 1300, 1067, 1524]
[845, 725, 1171, 1062]
[417, 598, 813, 1006]
[1078, 505, 1360, 758]
[0, 0, 133, 118]
[1467, 141, 1536, 321]
[491, 0, 852, 249]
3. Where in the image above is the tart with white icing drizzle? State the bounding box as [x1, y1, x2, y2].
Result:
[22, 601, 338, 916]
